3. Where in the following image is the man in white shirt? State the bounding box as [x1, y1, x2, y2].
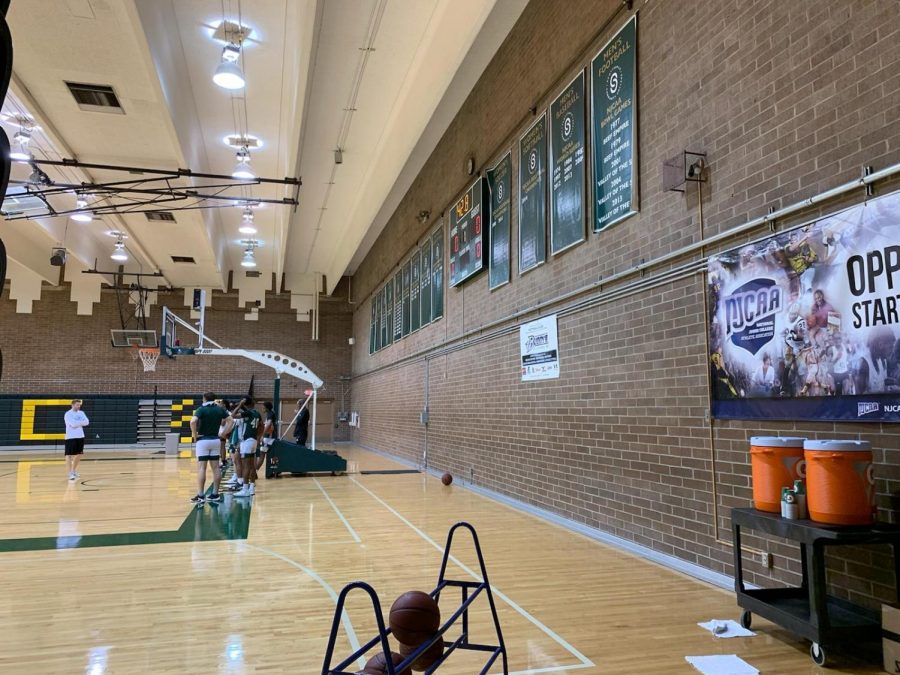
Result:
[63, 399, 89, 480]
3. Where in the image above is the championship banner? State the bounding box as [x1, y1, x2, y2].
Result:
[520, 314, 560, 381]
[708, 190, 900, 422]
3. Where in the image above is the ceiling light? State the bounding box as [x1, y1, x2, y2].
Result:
[213, 44, 245, 90]
[71, 194, 93, 222]
[9, 144, 32, 162]
[240, 248, 256, 268]
[27, 165, 50, 185]
[111, 238, 128, 261]
[238, 207, 256, 233]
[13, 129, 31, 145]
[232, 161, 254, 179]
[232, 148, 255, 179]
[222, 43, 241, 62]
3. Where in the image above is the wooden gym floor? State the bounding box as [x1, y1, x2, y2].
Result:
[0, 445, 884, 673]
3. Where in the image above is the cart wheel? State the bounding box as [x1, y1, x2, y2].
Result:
[739, 610, 752, 629]
[810, 642, 826, 667]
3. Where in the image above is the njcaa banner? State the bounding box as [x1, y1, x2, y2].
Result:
[708, 190, 900, 422]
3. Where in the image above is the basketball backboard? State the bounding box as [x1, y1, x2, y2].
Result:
[110, 329, 158, 348]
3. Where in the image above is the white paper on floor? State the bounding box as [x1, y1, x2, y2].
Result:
[685, 654, 759, 675]
[698, 619, 756, 638]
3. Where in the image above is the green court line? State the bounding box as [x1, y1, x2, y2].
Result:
[0, 498, 252, 553]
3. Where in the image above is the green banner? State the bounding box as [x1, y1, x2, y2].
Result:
[385, 281, 394, 347]
[431, 228, 444, 320]
[369, 292, 376, 354]
[518, 113, 547, 273]
[374, 288, 383, 352]
[401, 260, 411, 337]
[591, 14, 638, 232]
[392, 272, 402, 342]
[488, 151, 512, 289]
[550, 71, 586, 254]
[410, 249, 421, 332]
[420, 239, 433, 325]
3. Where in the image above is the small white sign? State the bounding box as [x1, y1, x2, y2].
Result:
[520, 314, 560, 381]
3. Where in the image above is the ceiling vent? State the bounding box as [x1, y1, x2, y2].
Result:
[145, 211, 176, 222]
[65, 82, 124, 114]
[170, 256, 196, 264]
[244, 270, 262, 278]
[213, 20, 253, 44]
[224, 134, 261, 149]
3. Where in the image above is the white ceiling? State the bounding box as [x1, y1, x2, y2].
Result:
[1, 0, 527, 299]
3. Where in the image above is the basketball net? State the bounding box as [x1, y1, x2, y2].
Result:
[138, 347, 160, 372]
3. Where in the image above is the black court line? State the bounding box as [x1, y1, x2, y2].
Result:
[359, 469, 421, 475]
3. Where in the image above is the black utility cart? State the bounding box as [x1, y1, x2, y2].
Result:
[731, 507, 900, 667]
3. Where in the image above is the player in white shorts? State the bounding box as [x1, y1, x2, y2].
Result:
[231, 398, 263, 497]
[257, 401, 276, 473]
[189, 392, 231, 504]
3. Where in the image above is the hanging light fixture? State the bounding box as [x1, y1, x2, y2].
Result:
[238, 206, 257, 234]
[9, 128, 32, 162]
[71, 194, 93, 223]
[240, 240, 257, 268]
[111, 236, 128, 262]
[232, 146, 254, 179]
[213, 42, 245, 90]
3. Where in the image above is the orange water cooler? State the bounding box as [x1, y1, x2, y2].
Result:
[803, 440, 875, 525]
[749, 436, 806, 512]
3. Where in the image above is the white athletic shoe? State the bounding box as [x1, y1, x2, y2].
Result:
[68, 472, 76, 480]
[233, 486, 251, 497]
[248, 484, 255, 496]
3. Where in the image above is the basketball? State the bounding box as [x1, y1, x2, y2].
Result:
[399, 637, 444, 671]
[362, 651, 409, 675]
[441, 472, 452, 485]
[389, 591, 441, 645]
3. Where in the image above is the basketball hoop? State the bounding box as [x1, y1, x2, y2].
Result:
[138, 347, 160, 372]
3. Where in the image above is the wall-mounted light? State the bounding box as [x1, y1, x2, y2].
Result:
[417, 210, 430, 224]
[334, 148, 343, 165]
[213, 43, 245, 90]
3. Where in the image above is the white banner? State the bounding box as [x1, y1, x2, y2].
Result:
[520, 314, 560, 381]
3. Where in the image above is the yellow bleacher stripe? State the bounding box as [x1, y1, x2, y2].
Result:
[20, 400, 70, 441]
[180, 437, 192, 443]
[172, 404, 183, 411]
[170, 421, 181, 427]
[182, 399, 194, 405]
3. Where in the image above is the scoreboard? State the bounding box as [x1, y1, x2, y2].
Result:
[448, 176, 490, 287]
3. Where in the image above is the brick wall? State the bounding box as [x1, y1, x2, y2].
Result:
[350, 0, 900, 608]
[0, 280, 354, 440]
